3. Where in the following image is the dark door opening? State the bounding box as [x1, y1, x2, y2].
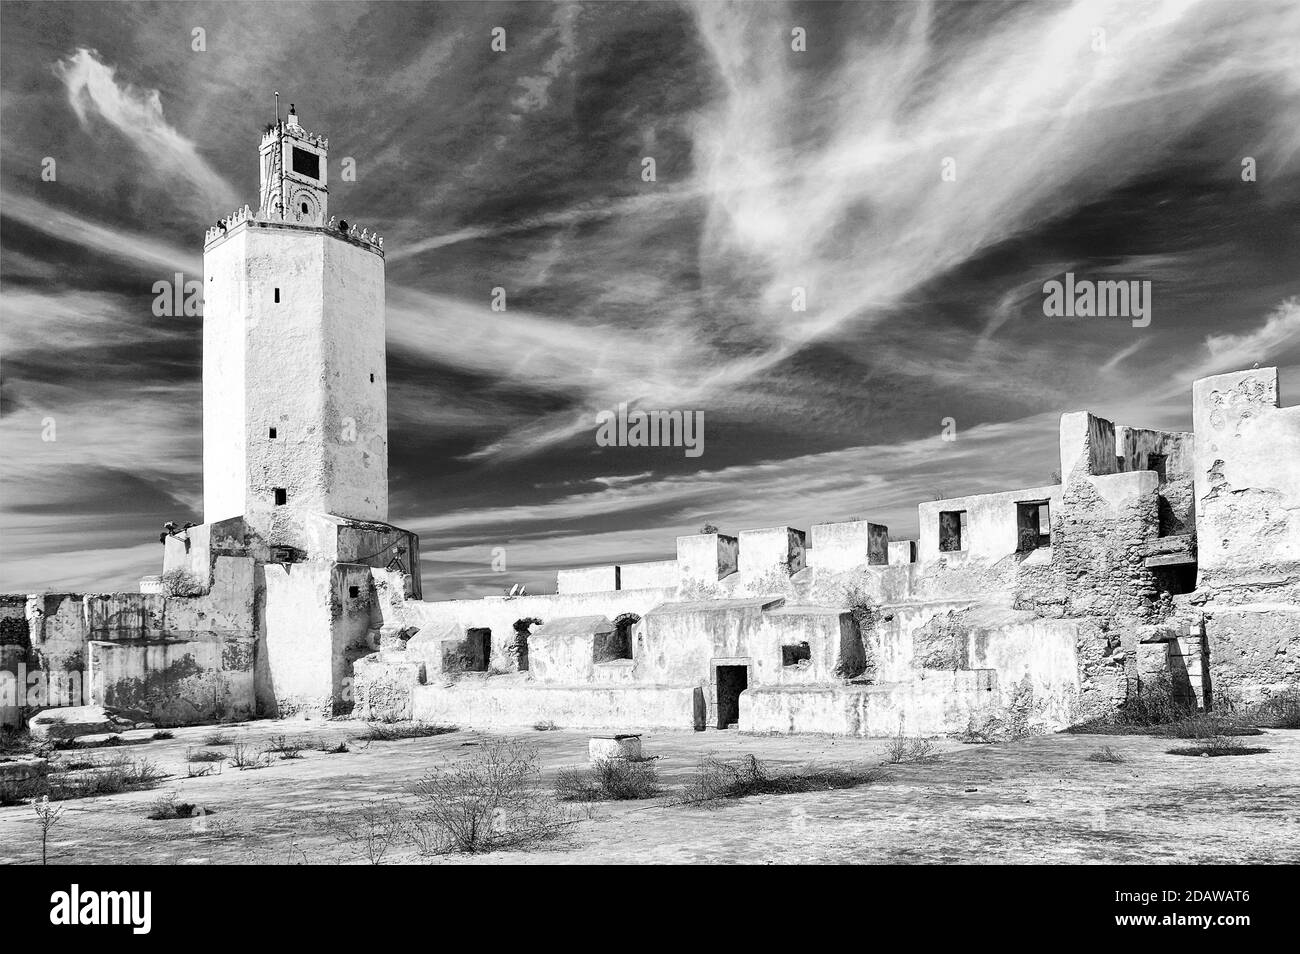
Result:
[715, 665, 748, 729]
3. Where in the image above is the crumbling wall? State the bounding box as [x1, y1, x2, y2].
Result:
[1116, 425, 1195, 535]
[1190, 368, 1300, 702]
[0, 558, 257, 727]
[0, 597, 30, 728]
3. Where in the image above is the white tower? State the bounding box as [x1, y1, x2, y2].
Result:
[203, 104, 388, 524]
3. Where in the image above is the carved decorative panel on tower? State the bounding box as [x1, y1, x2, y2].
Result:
[257, 104, 329, 225]
[204, 104, 387, 525]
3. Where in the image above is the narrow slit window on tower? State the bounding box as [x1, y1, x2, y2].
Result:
[268, 427, 277, 439]
[274, 287, 280, 303]
[273, 488, 287, 506]
[370, 373, 375, 383]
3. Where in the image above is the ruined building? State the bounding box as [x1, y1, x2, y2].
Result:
[2, 111, 1297, 736]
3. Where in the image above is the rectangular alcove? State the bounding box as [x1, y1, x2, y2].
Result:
[1016, 500, 1051, 551]
[939, 510, 967, 552]
[781, 642, 811, 667]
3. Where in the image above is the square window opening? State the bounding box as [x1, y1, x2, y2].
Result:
[273, 487, 287, 506]
[268, 427, 277, 439]
[781, 642, 812, 667]
[348, 585, 360, 599]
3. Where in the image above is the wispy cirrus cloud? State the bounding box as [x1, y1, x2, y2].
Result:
[52, 47, 239, 215]
[3, 2, 1300, 600]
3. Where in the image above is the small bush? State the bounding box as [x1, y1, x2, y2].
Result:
[882, 727, 939, 764]
[145, 792, 199, 820]
[265, 735, 305, 759]
[202, 731, 233, 746]
[319, 799, 409, 865]
[186, 748, 226, 763]
[677, 754, 883, 805]
[533, 720, 560, 732]
[1167, 736, 1270, 758]
[186, 763, 220, 778]
[554, 758, 660, 801]
[229, 743, 268, 770]
[1086, 745, 1125, 763]
[319, 740, 349, 754]
[410, 739, 573, 854]
[356, 722, 458, 741]
[151, 730, 174, 740]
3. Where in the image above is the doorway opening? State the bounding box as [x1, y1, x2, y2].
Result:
[715, 665, 748, 729]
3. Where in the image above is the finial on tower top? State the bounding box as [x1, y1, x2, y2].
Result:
[287, 103, 300, 127]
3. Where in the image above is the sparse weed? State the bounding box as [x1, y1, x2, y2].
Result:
[265, 735, 306, 759]
[356, 722, 458, 742]
[882, 727, 940, 764]
[1167, 735, 1269, 758]
[1086, 745, 1126, 763]
[229, 743, 268, 770]
[677, 754, 883, 806]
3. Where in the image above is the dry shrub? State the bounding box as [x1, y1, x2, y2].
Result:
[1166, 735, 1270, 758]
[554, 758, 660, 801]
[410, 739, 574, 853]
[1, 753, 163, 805]
[229, 743, 268, 770]
[186, 748, 226, 763]
[146, 792, 200, 820]
[319, 799, 409, 864]
[356, 722, 458, 741]
[265, 734, 306, 759]
[677, 754, 883, 805]
[1086, 745, 1125, 763]
[882, 726, 939, 764]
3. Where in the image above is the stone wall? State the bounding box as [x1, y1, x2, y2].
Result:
[1, 556, 257, 727]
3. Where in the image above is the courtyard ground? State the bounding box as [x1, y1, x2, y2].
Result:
[2, 719, 1297, 864]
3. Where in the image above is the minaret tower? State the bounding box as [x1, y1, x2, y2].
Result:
[258, 103, 328, 225]
[202, 103, 388, 525]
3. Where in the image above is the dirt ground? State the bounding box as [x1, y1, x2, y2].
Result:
[2, 720, 1297, 865]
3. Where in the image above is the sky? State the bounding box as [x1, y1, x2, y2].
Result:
[1, 0, 1299, 599]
